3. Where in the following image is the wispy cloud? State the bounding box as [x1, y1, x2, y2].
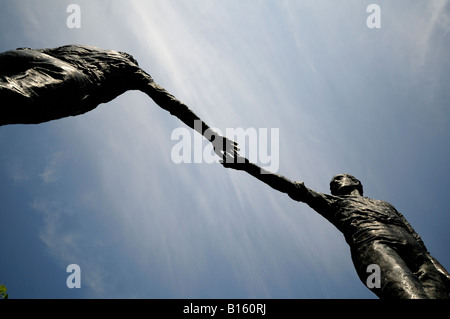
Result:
[39, 151, 64, 184]
[4, 0, 447, 299]
[32, 199, 78, 263]
[62, 1, 369, 298]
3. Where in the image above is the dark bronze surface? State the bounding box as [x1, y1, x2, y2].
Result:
[223, 157, 450, 299]
[0, 45, 236, 158]
[2, 44, 448, 299]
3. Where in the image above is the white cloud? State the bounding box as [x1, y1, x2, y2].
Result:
[32, 199, 77, 262]
[39, 151, 64, 184]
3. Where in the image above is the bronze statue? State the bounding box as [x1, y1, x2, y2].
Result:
[222, 157, 450, 299]
[2, 44, 448, 299]
[0, 45, 236, 158]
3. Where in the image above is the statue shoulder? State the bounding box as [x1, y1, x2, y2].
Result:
[288, 181, 333, 205]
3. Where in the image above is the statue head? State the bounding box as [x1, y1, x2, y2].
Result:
[330, 174, 363, 196]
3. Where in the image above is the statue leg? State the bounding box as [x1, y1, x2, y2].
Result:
[352, 241, 430, 299]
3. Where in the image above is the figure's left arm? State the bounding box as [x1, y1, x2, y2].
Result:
[428, 255, 450, 292]
[396, 210, 450, 291]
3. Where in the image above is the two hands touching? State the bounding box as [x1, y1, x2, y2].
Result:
[208, 132, 241, 168]
[209, 133, 249, 170]
[211, 134, 306, 201]
[212, 133, 305, 202]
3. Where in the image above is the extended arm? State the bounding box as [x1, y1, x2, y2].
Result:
[141, 75, 237, 159]
[221, 155, 305, 199]
[0, 45, 238, 159]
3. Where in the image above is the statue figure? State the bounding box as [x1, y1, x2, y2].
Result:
[2, 44, 447, 299]
[222, 156, 450, 299]
[0, 45, 236, 158]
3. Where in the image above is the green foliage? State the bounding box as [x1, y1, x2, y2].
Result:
[0, 284, 8, 299]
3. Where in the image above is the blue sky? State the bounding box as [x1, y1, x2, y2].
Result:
[0, 0, 449, 299]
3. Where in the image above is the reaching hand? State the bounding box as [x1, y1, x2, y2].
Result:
[209, 133, 239, 162]
[220, 152, 250, 171]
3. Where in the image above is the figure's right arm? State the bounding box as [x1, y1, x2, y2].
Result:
[223, 155, 337, 227]
[141, 75, 238, 160]
[222, 155, 308, 202]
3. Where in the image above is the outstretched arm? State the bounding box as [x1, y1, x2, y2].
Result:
[142, 76, 238, 159]
[0, 45, 238, 160]
[221, 154, 305, 200]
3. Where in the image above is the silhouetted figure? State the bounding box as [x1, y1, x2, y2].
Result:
[0, 45, 236, 158]
[223, 156, 450, 299]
